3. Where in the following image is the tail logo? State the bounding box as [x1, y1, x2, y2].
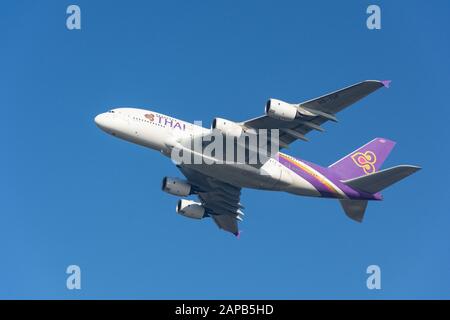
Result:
[351, 151, 377, 174]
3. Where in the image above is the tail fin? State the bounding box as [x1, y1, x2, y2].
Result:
[329, 138, 396, 180]
[342, 165, 421, 194]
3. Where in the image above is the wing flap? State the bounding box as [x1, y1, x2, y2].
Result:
[177, 165, 244, 236]
[212, 214, 240, 236]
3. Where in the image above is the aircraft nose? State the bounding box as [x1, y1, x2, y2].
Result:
[94, 113, 108, 129]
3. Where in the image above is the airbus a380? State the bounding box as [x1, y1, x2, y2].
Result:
[95, 80, 420, 236]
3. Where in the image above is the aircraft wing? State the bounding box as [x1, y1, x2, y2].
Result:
[177, 165, 243, 236]
[242, 80, 389, 148]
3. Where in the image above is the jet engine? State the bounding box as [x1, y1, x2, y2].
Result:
[211, 118, 243, 138]
[176, 199, 205, 219]
[265, 99, 298, 121]
[162, 177, 192, 196]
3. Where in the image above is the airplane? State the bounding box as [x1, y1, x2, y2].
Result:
[94, 80, 421, 237]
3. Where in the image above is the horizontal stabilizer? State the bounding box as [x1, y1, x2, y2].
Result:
[339, 199, 368, 222]
[343, 165, 421, 194]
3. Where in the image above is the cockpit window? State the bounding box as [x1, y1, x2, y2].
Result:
[108, 110, 115, 113]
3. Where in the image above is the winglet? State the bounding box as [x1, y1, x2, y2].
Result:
[234, 230, 242, 239]
[381, 80, 392, 88]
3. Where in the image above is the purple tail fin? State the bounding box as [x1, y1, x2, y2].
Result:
[328, 138, 396, 180]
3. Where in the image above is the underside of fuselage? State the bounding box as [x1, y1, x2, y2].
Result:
[94, 107, 383, 201]
[175, 157, 356, 200]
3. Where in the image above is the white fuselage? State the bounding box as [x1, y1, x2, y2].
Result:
[94, 108, 342, 198]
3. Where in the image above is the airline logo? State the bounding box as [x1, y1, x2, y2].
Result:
[351, 151, 377, 174]
[145, 113, 186, 130]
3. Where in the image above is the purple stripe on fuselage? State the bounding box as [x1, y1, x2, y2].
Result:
[277, 154, 380, 200]
[278, 155, 335, 198]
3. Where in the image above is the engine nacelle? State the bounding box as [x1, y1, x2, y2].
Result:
[176, 199, 205, 219]
[211, 118, 243, 138]
[162, 177, 191, 196]
[265, 99, 298, 121]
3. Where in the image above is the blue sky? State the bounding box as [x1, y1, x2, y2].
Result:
[1, 0, 449, 299]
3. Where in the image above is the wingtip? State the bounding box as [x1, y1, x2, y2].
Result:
[234, 230, 242, 238]
[381, 80, 392, 88]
